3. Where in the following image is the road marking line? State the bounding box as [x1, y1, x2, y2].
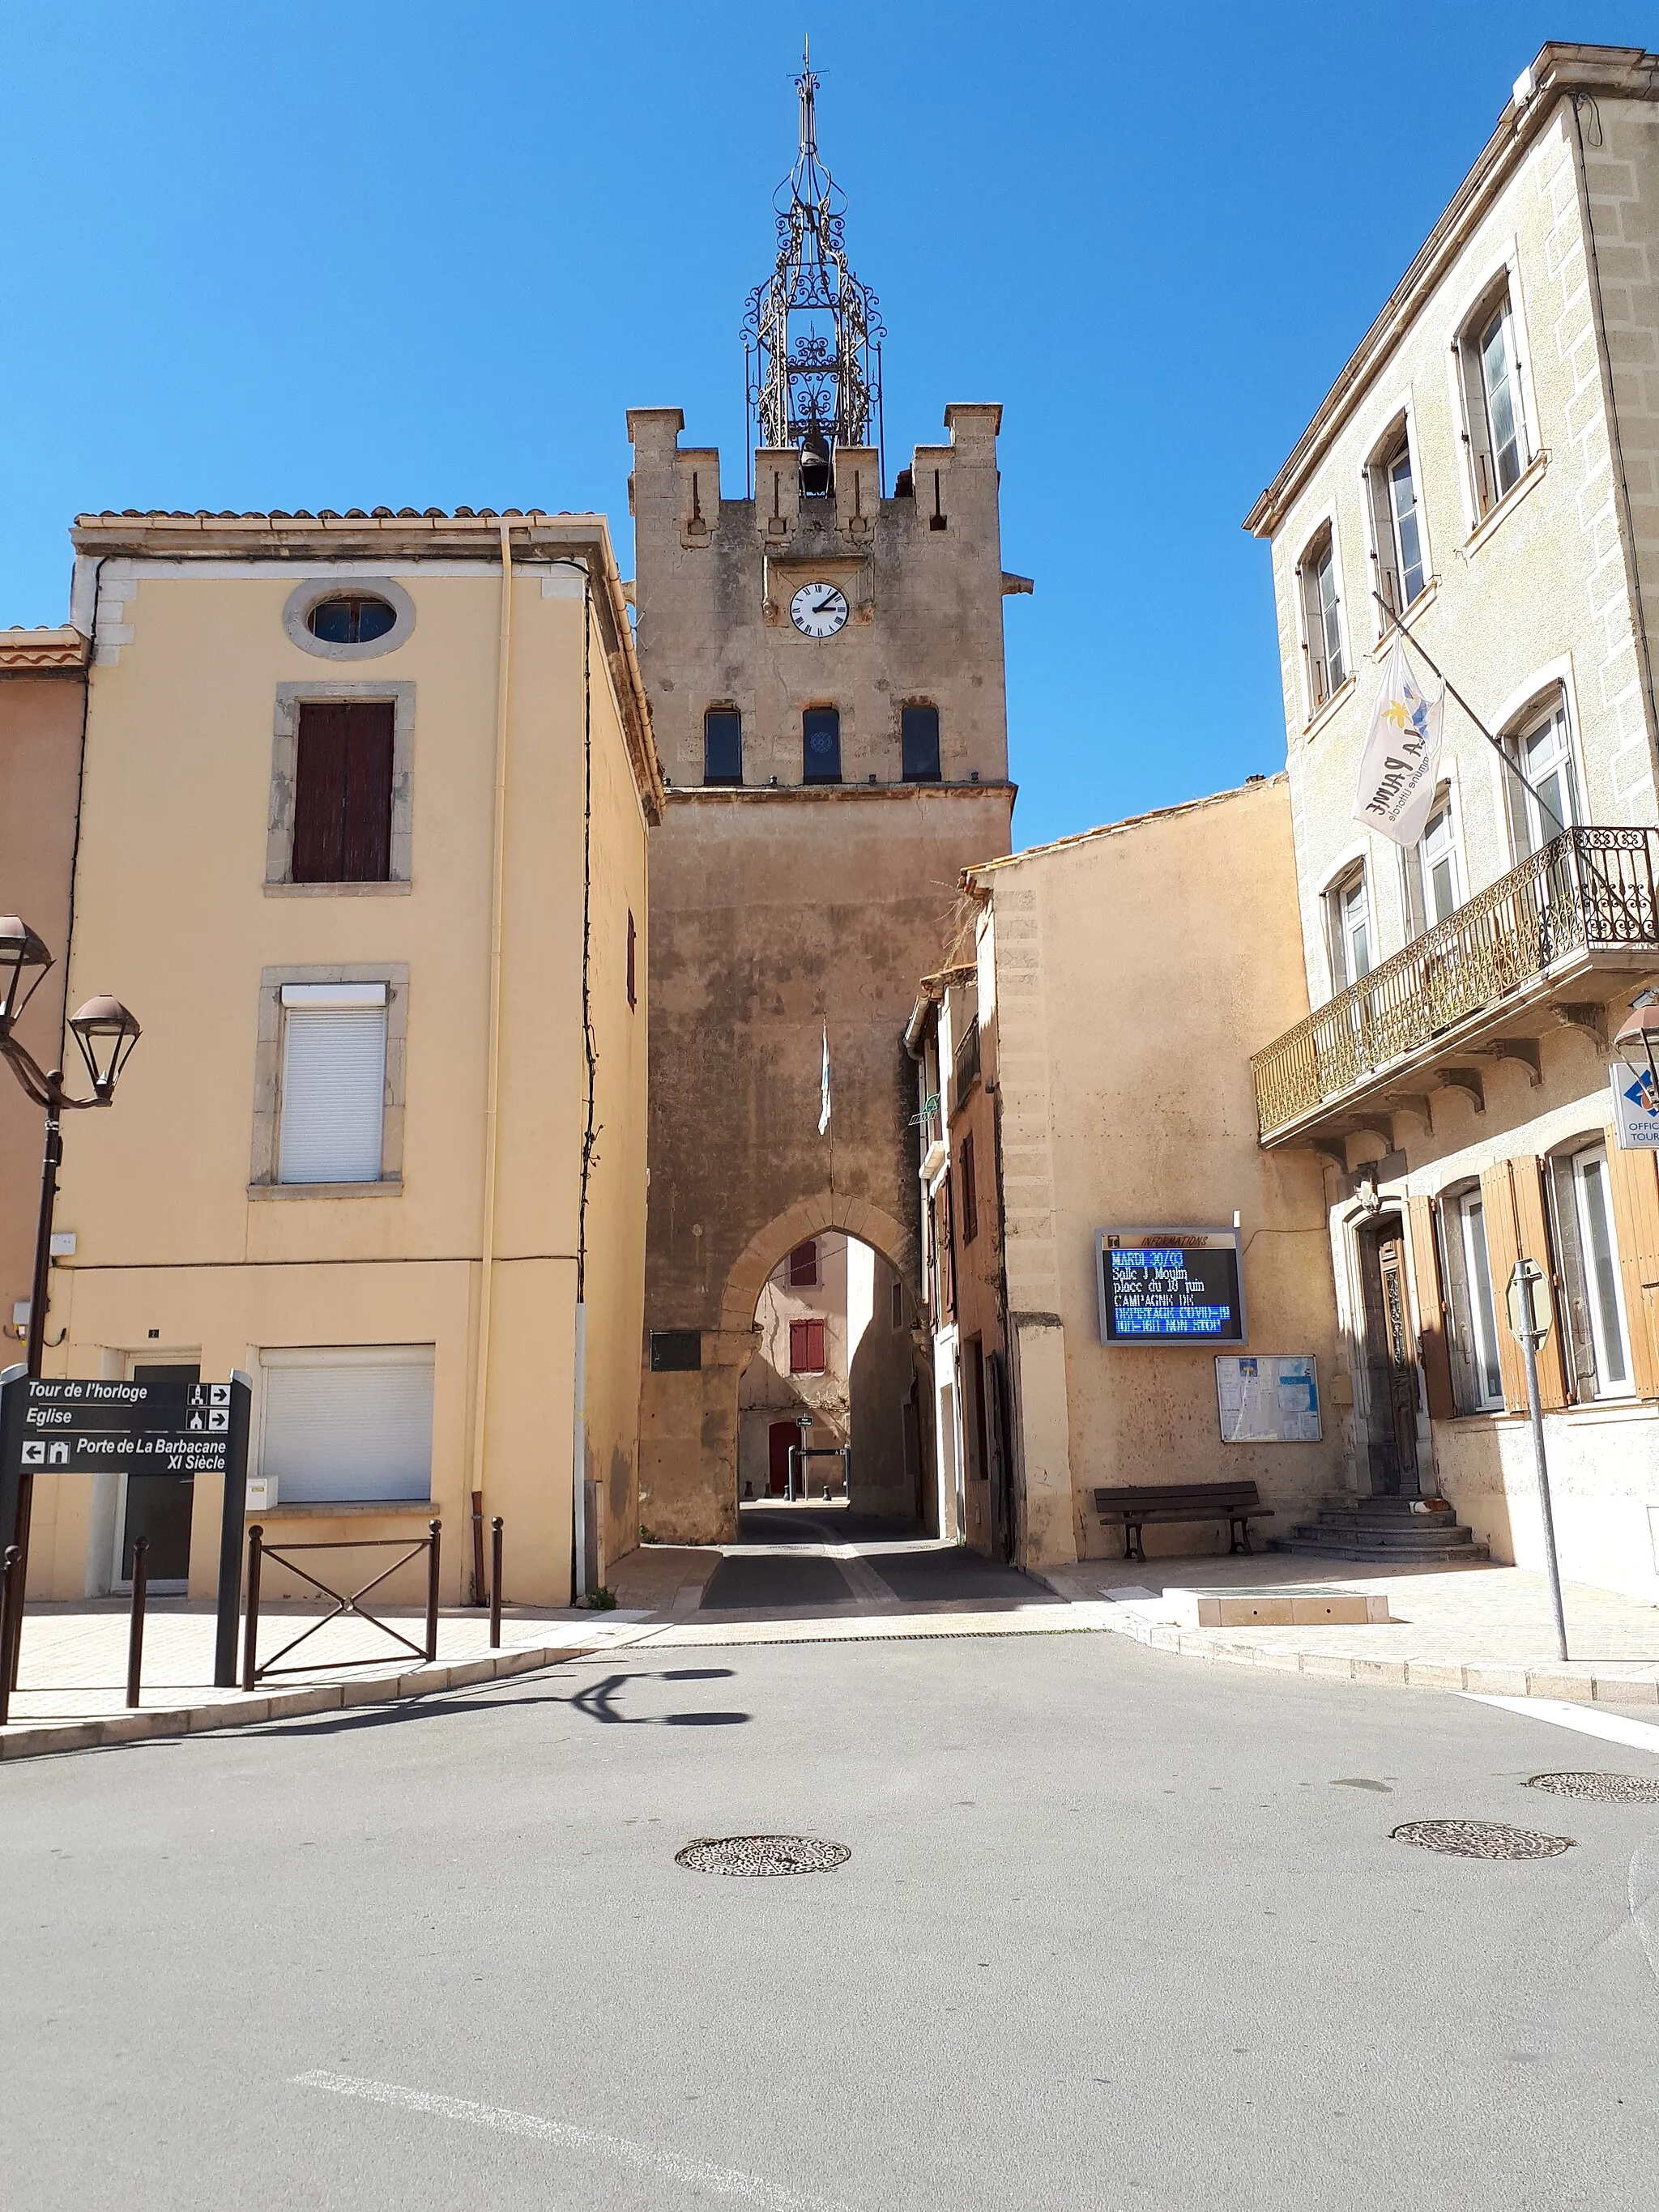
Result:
[1461, 1694, 1659, 1754]
[293, 2069, 855, 2211]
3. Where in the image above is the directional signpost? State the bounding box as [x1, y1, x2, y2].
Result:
[0, 1367, 253, 1699]
[1506, 1258, 1567, 1664]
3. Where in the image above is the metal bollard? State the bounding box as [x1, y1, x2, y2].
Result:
[0, 1543, 19, 1726]
[489, 1517, 503, 1650]
[241, 1524, 263, 1692]
[425, 1519, 441, 1662]
[126, 1536, 149, 1710]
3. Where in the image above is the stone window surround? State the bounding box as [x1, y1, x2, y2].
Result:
[281, 573, 417, 661]
[249, 961, 409, 1199]
[266, 680, 415, 892]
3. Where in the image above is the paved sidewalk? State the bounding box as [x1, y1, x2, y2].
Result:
[1043, 1550, 1659, 1701]
[0, 1600, 650, 1760]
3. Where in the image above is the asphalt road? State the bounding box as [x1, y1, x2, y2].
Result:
[3, 1629, 1657, 2210]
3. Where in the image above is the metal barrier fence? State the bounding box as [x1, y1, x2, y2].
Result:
[241, 1519, 441, 1690]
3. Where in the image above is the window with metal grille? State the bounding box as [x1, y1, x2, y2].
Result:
[789, 1318, 827, 1374]
[704, 708, 744, 786]
[901, 704, 940, 782]
[960, 1133, 979, 1244]
[276, 982, 387, 1184]
[292, 700, 394, 882]
[803, 707, 841, 784]
[787, 1240, 819, 1288]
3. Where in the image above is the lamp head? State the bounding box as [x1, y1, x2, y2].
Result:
[0, 917, 52, 1032]
[68, 995, 141, 1100]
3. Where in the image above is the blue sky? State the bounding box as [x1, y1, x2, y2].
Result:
[1, 4, 1649, 848]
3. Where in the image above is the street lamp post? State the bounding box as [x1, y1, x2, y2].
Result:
[0, 917, 140, 1607]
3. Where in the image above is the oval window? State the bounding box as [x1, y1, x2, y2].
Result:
[307, 595, 397, 645]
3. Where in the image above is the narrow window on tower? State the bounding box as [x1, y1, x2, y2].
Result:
[626, 910, 637, 1010]
[292, 701, 394, 883]
[902, 704, 941, 782]
[703, 708, 744, 786]
[803, 706, 842, 784]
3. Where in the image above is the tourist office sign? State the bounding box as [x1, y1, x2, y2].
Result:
[1095, 1227, 1247, 1346]
[0, 1367, 254, 1688]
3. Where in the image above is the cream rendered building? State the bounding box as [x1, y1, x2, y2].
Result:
[910, 777, 1345, 1571]
[1246, 43, 1659, 1596]
[23, 508, 660, 1607]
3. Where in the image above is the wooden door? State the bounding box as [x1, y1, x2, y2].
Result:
[1358, 1223, 1421, 1496]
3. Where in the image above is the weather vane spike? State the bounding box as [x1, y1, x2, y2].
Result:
[742, 49, 886, 471]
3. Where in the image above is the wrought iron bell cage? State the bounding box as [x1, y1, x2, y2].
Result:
[743, 49, 886, 494]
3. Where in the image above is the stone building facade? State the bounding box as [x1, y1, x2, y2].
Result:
[629, 403, 1019, 1543]
[1245, 42, 1659, 1597]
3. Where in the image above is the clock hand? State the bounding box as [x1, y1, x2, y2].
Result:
[811, 593, 841, 614]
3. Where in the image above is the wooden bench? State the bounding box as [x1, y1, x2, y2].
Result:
[1093, 1481, 1274, 1562]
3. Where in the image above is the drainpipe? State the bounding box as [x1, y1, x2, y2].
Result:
[467, 522, 515, 1596]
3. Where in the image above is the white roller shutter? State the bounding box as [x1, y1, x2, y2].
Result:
[277, 991, 386, 1184]
[261, 1350, 434, 1503]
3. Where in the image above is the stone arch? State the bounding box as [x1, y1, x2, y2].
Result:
[718, 1190, 916, 1335]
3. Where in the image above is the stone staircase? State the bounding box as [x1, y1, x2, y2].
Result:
[1271, 1494, 1491, 1565]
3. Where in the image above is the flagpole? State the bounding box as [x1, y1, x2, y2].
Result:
[1371, 590, 1555, 817]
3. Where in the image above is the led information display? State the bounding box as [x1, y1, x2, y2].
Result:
[5, 1377, 232, 1477]
[1096, 1228, 1246, 1346]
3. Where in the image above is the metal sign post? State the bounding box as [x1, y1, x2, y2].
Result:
[1507, 1259, 1568, 1664]
[0, 1370, 253, 1693]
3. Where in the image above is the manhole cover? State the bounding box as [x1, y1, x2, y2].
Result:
[1392, 1818, 1574, 1859]
[1528, 1771, 1659, 1805]
[675, 1834, 851, 1877]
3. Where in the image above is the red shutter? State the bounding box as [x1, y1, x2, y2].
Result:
[789, 1318, 826, 1375]
[342, 701, 394, 882]
[788, 1241, 817, 1288]
[292, 702, 348, 882]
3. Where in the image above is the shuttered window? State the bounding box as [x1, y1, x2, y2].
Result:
[277, 983, 387, 1184]
[789, 1319, 826, 1374]
[260, 1349, 433, 1503]
[788, 1240, 819, 1289]
[292, 700, 395, 882]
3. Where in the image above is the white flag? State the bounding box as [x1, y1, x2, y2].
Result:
[818, 1021, 831, 1136]
[1351, 635, 1444, 848]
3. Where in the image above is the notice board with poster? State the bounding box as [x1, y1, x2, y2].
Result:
[1215, 1355, 1321, 1443]
[1095, 1228, 1246, 1345]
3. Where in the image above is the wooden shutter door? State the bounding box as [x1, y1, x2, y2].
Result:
[1406, 1196, 1456, 1420]
[1606, 1144, 1659, 1400]
[342, 701, 395, 882]
[1510, 1157, 1568, 1409]
[1478, 1161, 1527, 1411]
[292, 702, 348, 881]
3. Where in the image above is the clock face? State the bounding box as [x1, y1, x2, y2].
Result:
[790, 582, 850, 639]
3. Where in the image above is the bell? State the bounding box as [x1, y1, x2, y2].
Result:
[799, 424, 833, 497]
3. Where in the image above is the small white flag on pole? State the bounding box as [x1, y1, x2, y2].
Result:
[818, 1021, 832, 1136]
[1351, 634, 1445, 848]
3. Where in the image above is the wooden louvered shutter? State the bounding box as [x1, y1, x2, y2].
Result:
[1510, 1157, 1569, 1409]
[1606, 1142, 1659, 1401]
[1407, 1196, 1456, 1420]
[342, 701, 394, 882]
[1478, 1161, 1528, 1412]
[292, 701, 349, 881]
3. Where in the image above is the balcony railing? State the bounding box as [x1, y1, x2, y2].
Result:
[1253, 827, 1659, 1139]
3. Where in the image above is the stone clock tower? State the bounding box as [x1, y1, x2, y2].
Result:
[628, 58, 1021, 1544]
